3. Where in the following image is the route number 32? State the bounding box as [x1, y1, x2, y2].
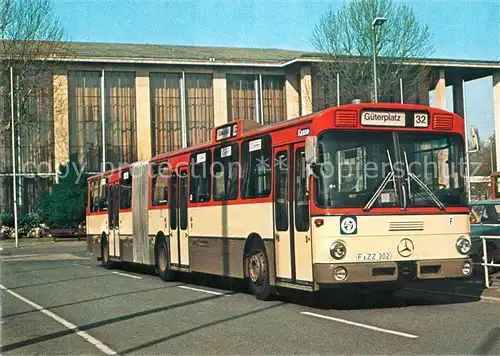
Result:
[414, 113, 428, 127]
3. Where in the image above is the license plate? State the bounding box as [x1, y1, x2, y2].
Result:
[356, 252, 392, 261]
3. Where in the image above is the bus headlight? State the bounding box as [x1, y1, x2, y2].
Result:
[456, 236, 471, 255]
[330, 241, 347, 260]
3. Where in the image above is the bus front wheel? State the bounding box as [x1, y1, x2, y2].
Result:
[246, 242, 272, 301]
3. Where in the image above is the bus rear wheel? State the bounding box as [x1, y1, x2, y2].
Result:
[246, 243, 272, 301]
[157, 239, 175, 282]
[101, 237, 112, 269]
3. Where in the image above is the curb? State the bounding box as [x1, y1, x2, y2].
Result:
[403, 287, 500, 303]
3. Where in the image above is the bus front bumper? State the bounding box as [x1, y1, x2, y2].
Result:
[313, 258, 473, 285]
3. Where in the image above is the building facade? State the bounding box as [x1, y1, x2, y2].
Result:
[0, 41, 499, 214]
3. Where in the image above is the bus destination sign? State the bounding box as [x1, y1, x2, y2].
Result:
[216, 123, 238, 141]
[361, 111, 406, 127]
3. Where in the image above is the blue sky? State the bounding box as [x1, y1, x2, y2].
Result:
[53, 0, 500, 137]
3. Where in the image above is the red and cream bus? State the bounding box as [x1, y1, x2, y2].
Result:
[87, 103, 474, 300]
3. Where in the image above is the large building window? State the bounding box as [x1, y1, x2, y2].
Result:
[150, 73, 182, 156]
[68, 71, 102, 173]
[105, 71, 137, 167]
[17, 71, 55, 174]
[227, 74, 256, 122]
[0, 79, 12, 175]
[186, 73, 213, 146]
[262, 76, 286, 125]
[227, 74, 286, 125]
[312, 66, 337, 112]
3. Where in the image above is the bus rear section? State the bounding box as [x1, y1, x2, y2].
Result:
[305, 107, 473, 290]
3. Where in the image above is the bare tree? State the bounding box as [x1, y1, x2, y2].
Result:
[311, 0, 434, 105]
[0, 0, 67, 215]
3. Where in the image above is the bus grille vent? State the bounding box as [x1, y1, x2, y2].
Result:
[432, 114, 453, 130]
[389, 221, 424, 231]
[335, 110, 357, 127]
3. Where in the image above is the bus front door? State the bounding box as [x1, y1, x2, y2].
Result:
[108, 184, 120, 258]
[293, 144, 312, 283]
[169, 169, 190, 268]
[273, 146, 293, 282]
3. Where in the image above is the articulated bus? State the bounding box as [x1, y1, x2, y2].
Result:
[87, 103, 474, 300]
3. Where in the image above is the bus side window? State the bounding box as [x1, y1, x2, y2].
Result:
[190, 150, 211, 202]
[152, 163, 169, 206]
[89, 180, 100, 213]
[120, 170, 132, 210]
[241, 135, 271, 198]
[213, 143, 239, 201]
[98, 177, 108, 211]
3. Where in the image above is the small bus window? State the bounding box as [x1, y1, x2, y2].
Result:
[120, 170, 132, 210]
[89, 180, 100, 213]
[98, 177, 108, 211]
[241, 135, 271, 198]
[152, 163, 169, 206]
[213, 143, 239, 201]
[190, 150, 211, 202]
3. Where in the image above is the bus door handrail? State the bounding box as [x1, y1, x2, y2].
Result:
[480, 235, 500, 288]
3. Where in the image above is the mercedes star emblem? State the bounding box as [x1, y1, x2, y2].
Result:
[397, 238, 414, 257]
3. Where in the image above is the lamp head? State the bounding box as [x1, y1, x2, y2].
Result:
[372, 17, 387, 28]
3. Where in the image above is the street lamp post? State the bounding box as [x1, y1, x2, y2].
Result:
[371, 17, 386, 103]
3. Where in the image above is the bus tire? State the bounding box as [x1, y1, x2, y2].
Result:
[246, 242, 272, 301]
[101, 236, 112, 269]
[157, 238, 175, 282]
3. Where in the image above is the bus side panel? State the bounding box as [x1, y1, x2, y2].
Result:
[87, 214, 108, 257]
[188, 202, 274, 278]
[119, 211, 133, 262]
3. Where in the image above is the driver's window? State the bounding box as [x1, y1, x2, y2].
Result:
[337, 146, 366, 193]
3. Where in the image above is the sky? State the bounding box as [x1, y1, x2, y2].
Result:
[52, 0, 500, 137]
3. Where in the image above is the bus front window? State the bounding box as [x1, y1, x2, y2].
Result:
[314, 130, 466, 209]
[315, 131, 398, 208]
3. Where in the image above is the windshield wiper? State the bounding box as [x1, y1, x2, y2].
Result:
[363, 150, 397, 211]
[403, 150, 445, 210]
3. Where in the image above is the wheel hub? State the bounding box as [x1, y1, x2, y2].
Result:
[249, 252, 266, 284]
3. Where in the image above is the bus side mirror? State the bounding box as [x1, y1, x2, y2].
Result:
[469, 126, 480, 152]
[305, 136, 319, 165]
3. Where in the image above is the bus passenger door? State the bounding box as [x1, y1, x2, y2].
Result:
[293, 145, 312, 283]
[169, 172, 179, 266]
[178, 168, 189, 268]
[169, 169, 189, 268]
[273, 146, 293, 282]
[108, 184, 120, 258]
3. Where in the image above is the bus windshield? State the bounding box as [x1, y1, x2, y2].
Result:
[314, 130, 466, 209]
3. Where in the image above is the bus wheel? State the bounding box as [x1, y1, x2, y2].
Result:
[246, 243, 272, 301]
[157, 239, 175, 282]
[101, 238, 112, 269]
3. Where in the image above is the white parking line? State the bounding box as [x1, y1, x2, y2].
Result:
[301, 311, 419, 339]
[111, 271, 142, 279]
[0, 283, 117, 355]
[178, 285, 228, 296]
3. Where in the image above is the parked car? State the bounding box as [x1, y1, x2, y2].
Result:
[468, 200, 500, 273]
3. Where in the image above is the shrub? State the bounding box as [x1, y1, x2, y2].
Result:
[37, 164, 87, 229]
[0, 211, 14, 227]
[19, 213, 42, 233]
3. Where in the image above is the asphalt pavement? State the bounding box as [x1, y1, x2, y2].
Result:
[1, 240, 499, 355]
